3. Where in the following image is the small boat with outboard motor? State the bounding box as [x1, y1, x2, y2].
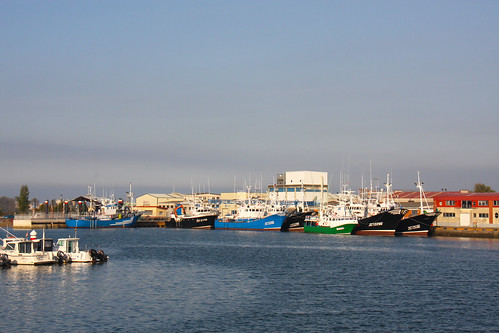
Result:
[55, 236, 108, 263]
[1, 228, 108, 265]
[0, 229, 59, 265]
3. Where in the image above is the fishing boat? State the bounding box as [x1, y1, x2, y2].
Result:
[280, 185, 314, 232]
[0, 229, 58, 265]
[303, 185, 358, 235]
[395, 172, 441, 236]
[351, 208, 408, 236]
[66, 184, 142, 228]
[351, 174, 408, 236]
[165, 193, 219, 229]
[281, 208, 313, 232]
[304, 208, 358, 234]
[215, 187, 287, 231]
[66, 214, 140, 229]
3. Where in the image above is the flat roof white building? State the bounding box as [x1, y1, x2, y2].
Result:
[269, 171, 329, 205]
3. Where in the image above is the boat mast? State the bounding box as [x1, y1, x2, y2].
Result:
[127, 183, 134, 213]
[416, 171, 428, 214]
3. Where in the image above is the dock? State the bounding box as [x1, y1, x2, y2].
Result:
[5, 216, 499, 239]
[430, 226, 499, 239]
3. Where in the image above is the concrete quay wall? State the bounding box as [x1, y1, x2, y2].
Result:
[430, 226, 499, 239]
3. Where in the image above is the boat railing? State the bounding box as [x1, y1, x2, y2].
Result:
[15, 213, 69, 220]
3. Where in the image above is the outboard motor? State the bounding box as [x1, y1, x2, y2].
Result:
[0, 253, 11, 267]
[89, 249, 109, 262]
[56, 250, 71, 264]
[89, 249, 98, 262]
[97, 250, 109, 262]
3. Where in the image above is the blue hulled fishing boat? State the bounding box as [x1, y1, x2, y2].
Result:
[215, 213, 287, 231]
[215, 187, 287, 231]
[65, 184, 142, 229]
[65, 214, 141, 228]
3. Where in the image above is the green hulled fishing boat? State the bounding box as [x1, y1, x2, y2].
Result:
[304, 219, 357, 234]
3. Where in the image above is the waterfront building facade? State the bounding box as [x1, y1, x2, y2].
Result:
[135, 193, 185, 217]
[135, 193, 220, 218]
[267, 171, 329, 205]
[433, 191, 499, 227]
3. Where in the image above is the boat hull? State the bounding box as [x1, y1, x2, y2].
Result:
[165, 213, 218, 229]
[215, 213, 286, 231]
[352, 209, 407, 236]
[5, 253, 57, 265]
[281, 211, 313, 232]
[65, 214, 140, 228]
[395, 212, 441, 236]
[304, 222, 357, 234]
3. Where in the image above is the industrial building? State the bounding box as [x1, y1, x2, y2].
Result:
[433, 191, 499, 227]
[267, 171, 329, 205]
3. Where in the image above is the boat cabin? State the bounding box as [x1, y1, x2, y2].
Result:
[56, 238, 80, 254]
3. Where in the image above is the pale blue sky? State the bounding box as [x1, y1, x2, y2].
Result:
[1, 1, 498, 199]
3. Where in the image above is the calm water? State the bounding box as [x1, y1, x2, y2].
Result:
[2, 228, 499, 332]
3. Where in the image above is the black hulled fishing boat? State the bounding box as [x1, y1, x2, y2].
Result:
[351, 208, 408, 236]
[395, 211, 440, 236]
[395, 172, 440, 236]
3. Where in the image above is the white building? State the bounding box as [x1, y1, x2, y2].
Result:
[267, 171, 329, 205]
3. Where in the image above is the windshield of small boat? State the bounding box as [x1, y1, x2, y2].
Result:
[4, 242, 15, 251]
[18, 241, 32, 253]
[67, 240, 77, 253]
[34, 239, 53, 252]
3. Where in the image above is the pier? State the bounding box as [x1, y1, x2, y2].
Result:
[4, 215, 499, 239]
[430, 226, 499, 239]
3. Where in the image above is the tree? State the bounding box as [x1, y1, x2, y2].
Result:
[474, 183, 495, 193]
[16, 185, 30, 213]
[0, 196, 16, 215]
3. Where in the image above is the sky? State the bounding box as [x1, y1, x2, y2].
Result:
[1, 1, 498, 200]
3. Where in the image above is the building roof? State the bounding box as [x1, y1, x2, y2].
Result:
[143, 193, 185, 199]
[433, 192, 499, 200]
[394, 191, 447, 200]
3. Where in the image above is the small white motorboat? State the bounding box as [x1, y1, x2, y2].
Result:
[55, 237, 108, 263]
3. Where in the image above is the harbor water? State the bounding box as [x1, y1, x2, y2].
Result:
[2, 228, 499, 332]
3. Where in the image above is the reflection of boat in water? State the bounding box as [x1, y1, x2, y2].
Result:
[66, 184, 142, 228]
[396, 172, 440, 236]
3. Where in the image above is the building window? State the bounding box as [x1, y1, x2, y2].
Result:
[478, 200, 488, 206]
[496, 213, 499, 218]
[445, 200, 456, 206]
[479, 213, 489, 218]
[443, 212, 455, 217]
[462, 201, 472, 208]
[494, 201, 499, 206]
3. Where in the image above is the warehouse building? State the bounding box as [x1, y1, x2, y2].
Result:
[433, 191, 499, 227]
